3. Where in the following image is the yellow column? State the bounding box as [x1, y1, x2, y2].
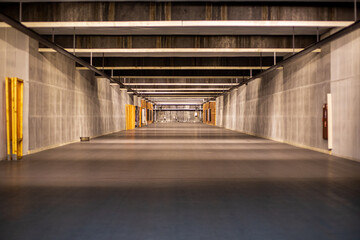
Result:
[125, 104, 129, 130]
[17, 78, 24, 158]
[11, 78, 18, 160]
[5, 78, 11, 161]
[131, 105, 134, 129]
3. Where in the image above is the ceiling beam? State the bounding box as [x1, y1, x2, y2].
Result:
[76, 66, 270, 70]
[103, 69, 253, 77]
[15, 20, 353, 35]
[40, 48, 321, 57]
[21, 20, 353, 28]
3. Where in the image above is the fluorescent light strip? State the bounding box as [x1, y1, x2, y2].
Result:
[155, 103, 203, 105]
[76, 66, 270, 70]
[25, 21, 352, 28]
[41, 48, 321, 54]
[133, 88, 229, 90]
[123, 83, 239, 86]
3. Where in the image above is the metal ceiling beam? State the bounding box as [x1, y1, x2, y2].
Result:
[43, 48, 317, 58]
[105, 70, 253, 77]
[76, 66, 271, 70]
[11, 21, 352, 36]
[19, 21, 352, 28]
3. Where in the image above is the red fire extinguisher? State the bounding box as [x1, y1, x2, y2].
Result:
[323, 104, 328, 140]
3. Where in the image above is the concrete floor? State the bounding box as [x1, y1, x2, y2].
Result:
[1, 122, 360, 240]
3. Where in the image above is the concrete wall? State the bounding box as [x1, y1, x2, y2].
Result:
[330, 29, 360, 161]
[217, 46, 331, 150]
[28, 43, 133, 152]
[133, 96, 142, 107]
[1, 26, 133, 159]
[0, 26, 30, 161]
[217, 28, 360, 161]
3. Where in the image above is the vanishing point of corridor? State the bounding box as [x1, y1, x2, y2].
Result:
[1, 123, 360, 240]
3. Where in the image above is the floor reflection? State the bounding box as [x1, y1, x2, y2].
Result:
[0, 123, 359, 239]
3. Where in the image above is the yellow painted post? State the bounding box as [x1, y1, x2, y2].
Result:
[125, 104, 129, 130]
[5, 78, 11, 161]
[132, 105, 135, 129]
[16, 78, 23, 159]
[139, 107, 142, 128]
[129, 105, 132, 130]
[11, 78, 18, 160]
[129, 105, 131, 130]
[131, 105, 133, 129]
[130, 105, 132, 130]
[128, 105, 131, 130]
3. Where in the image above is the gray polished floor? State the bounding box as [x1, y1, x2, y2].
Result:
[1, 123, 360, 240]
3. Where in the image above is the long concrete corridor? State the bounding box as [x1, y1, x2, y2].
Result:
[1, 123, 359, 240]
